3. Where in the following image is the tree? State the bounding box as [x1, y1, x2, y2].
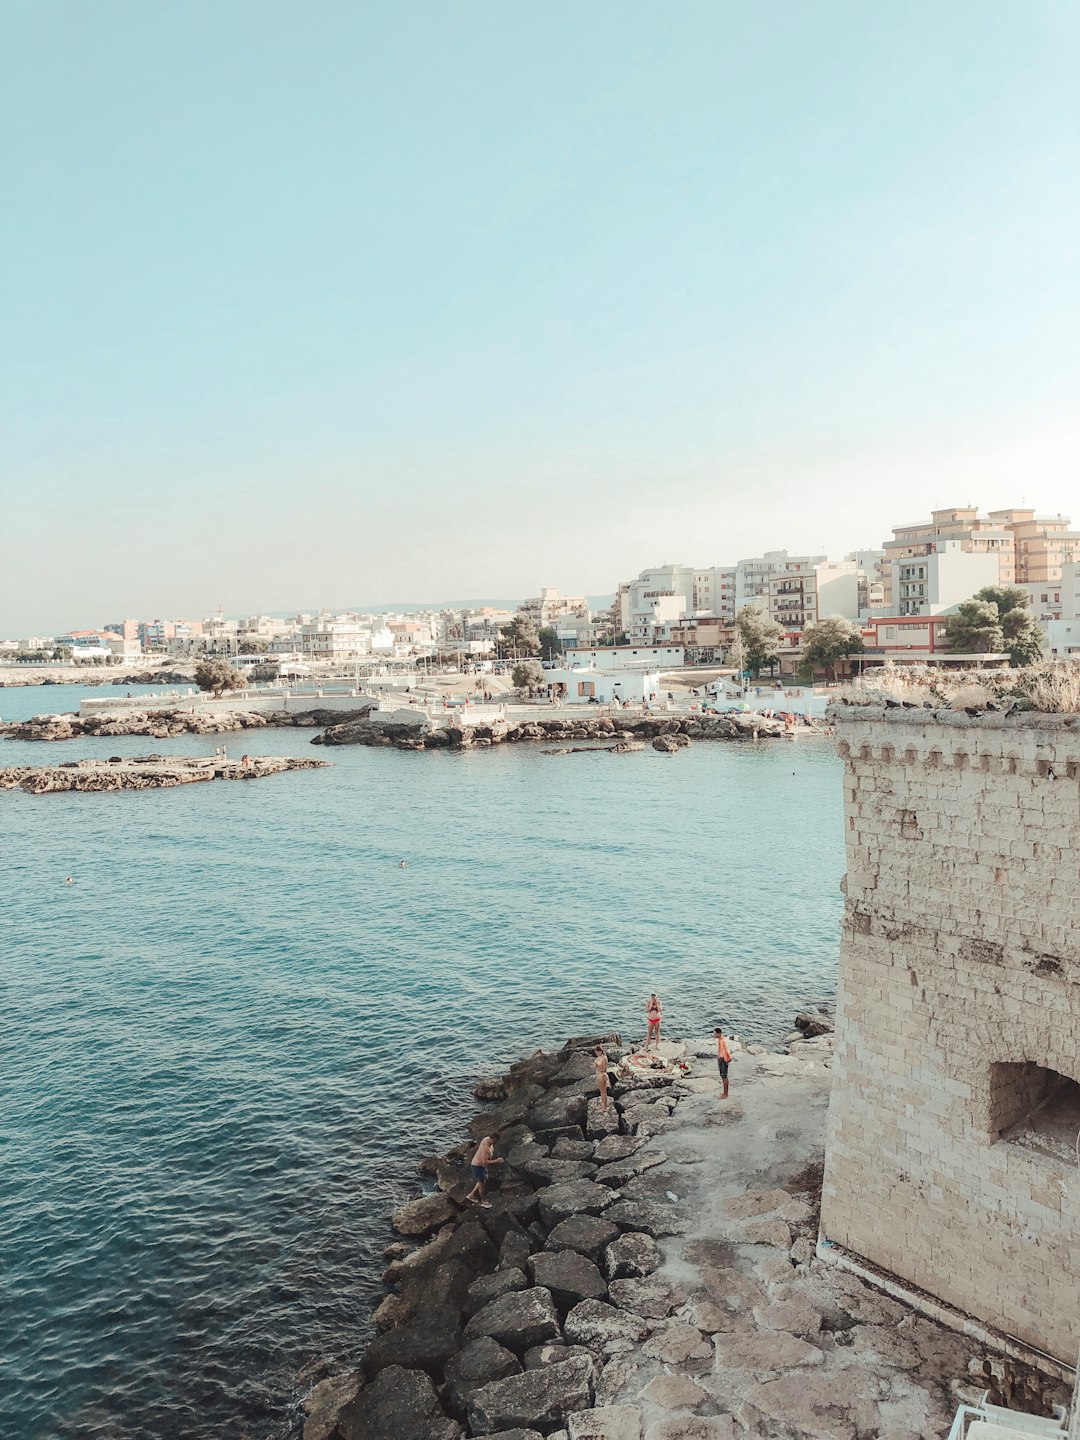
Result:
[735, 606, 782, 677]
[946, 586, 1042, 666]
[500, 614, 540, 657]
[798, 616, 865, 682]
[537, 627, 563, 662]
[512, 659, 545, 694]
[238, 638, 269, 654]
[194, 659, 246, 697]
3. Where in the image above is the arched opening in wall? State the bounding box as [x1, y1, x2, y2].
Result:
[988, 1061, 1080, 1164]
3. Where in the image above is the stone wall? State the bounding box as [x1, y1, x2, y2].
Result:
[820, 705, 1080, 1364]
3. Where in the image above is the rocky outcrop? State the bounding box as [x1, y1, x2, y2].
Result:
[3, 705, 372, 742]
[312, 710, 800, 752]
[0, 755, 328, 794]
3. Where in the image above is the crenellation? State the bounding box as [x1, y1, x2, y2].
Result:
[821, 707, 1080, 1364]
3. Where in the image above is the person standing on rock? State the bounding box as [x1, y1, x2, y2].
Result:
[645, 993, 663, 1051]
[715, 1026, 732, 1099]
[466, 1135, 503, 1208]
[594, 1046, 610, 1113]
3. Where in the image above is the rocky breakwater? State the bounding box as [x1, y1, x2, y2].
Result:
[0, 755, 328, 794]
[302, 1031, 697, 1440]
[312, 711, 796, 753]
[3, 705, 374, 742]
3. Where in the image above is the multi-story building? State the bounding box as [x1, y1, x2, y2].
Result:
[735, 552, 826, 611]
[767, 560, 860, 635]
[298, 616, 371, 659]
[890, 540, 1000, 617]
[993, 509, 1080, 585]
[882, 507, 1015, 607]
[518, 588, 590, 628]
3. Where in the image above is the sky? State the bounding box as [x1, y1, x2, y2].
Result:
[2, 0, 1078, 634]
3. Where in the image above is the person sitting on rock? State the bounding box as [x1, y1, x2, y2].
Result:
[466, 1135, 503, 1208]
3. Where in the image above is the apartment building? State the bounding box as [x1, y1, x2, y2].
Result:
[518, 587, 590, 627]
[995, 509, 1080, 585]
[890, 540, 1000, 616]
[767, 560, 860, 635]
[882, 507, 1014, 606]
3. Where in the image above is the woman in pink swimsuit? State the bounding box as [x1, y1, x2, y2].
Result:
[645, 993, 662, 1051]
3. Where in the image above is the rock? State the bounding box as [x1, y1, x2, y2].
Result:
[527, 1250, 608, 1309]
[592, 1135, 642, 1163]
[712, 1329, 823, 1374]
[538, 1181, 618, 1228]
[465, 1268, 529, 1317]
[500, 1231, 534, 1272]
[794, 1011, 833, 1038]
[481, 1432, 545, 1440]
[563, 1299, 650, 1355]
[359, 1303, 462, 1380]
[302, 1371, 363, 1440]
[720, 1188, 792, 1219]
[552, 1138, 596, 1161]
[391, 1191, 460, 1236]
[607, 1275, 684, 1318]
[567, 1405, 644, 1439]
[651, 733, 689, 753]
[603, 1200, 682, 1238]
[371, 1293, 411, 1332]
[751, 1299, 822, 1337]
[637, 1374, 712, 1413]
[641, 1320, 713, 1367]
[467, 1354, 597, 1436]
[464, 1286, 561, 1354]
[645, 1419, 733, 1440]
[741, 1219, 791, 1249]
[527, 1091, 588, 1135]
[524, 1342, 599, 1370]
[336, 1364, 461, 1440]
[381, 1227, 452, 1285]
[521, 1157, 598, 1187]
[790, 1236, 814, 1265]
[594, 1152, 666, 1189]
[545, 1215, 622, 1261]
[603, 1232, 662, 1280]
[444, 1337, 522, 1421]
[586, 1098, 621, 1140]
[551, 1052, 599, 1086]
[475, 1075, 510, 1102]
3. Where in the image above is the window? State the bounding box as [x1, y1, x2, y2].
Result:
[988, 1061, 1080, 1164]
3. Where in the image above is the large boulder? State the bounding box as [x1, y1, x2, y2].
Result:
[592, 1135, 642, 1164]
[465, 1267, 529, 1318]
[585, 1098, 620, 1140]
[527, 1091, 588, 1135]
[336, 1365, 461, 1440]
[567, 1406, 644, 1440]
[359, 1303, 461, 1380]
[603, 1232, 662, 1280]
[602, 1199, 682, 1238]
[593, 1152, 666, 1189]
[466, 1354, 597, 1436]
[545, 1214, 621, 1262]
[444, 1336, 521, 1421]
[563, 1299, 650, 1356]
[520, 1157, 597, 1188]
[527, 1250, 608, 1309]
[607, 1275, 684, 1319]
[538, 1182, 617, 1229]
[302, 1371, 362, 1440]
[464, 1286, 561, 1354]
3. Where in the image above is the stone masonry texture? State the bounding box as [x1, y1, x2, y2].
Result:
[820, 705, 1080, 1363]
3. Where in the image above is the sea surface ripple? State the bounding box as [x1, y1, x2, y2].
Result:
[0, 685, 845, 1439]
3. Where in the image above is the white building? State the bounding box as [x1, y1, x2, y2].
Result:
[617, 564, 739, 640]
[767, 560, 860, 635]
[1043, 619, 1080, 658]
[890, 540, 1000, 616]
[564, 644, 684, 670]
[735, 552, 826, 610]
[544, 666, 661, 704]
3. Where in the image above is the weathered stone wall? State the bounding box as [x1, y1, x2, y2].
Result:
[820, 706, 1080, 1363]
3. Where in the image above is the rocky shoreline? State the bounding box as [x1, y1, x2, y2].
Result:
[312, 711, 805, 752]
[1, 707, 370, 742]
[0, 755, 328, 793]
[300, 1017, 1063, 1440]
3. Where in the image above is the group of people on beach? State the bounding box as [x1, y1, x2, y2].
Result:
[465, 992, 734, 1207]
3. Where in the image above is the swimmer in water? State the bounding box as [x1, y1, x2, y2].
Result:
[399, 859, 407, 869]
[65, 876, 73, 885]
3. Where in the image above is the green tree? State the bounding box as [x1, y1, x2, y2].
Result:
[512, 659, 545, 694]
[735, 606, 782, 677]
[501, 614, 540, 657]
[194, 658, 246, 697]
[537, 626, 563, 662]
[946, 586, 1042, 666]
[798, 616, 865, 682]
[238, 638, 269, 654]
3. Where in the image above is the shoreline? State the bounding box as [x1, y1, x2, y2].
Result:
[302, 1018, 1067, 1440]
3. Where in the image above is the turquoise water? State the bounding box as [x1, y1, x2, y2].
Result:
[1, 688, 845, 1439]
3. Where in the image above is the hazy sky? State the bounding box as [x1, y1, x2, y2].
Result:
[2, 1, 1078, 634]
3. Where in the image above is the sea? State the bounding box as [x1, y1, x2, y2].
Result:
[0, 683, 846, 1440]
